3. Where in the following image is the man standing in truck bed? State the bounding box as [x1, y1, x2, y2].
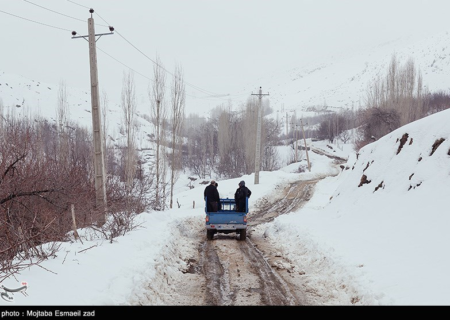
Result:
[234, 180, 251, 212]
[204, 180, 220, 212]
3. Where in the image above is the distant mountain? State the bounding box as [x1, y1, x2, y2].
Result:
[0, 71, 154, 149]
[242, 30, 450, 118]
[2, 29, 450, 131]
[0, 71, 92, 124]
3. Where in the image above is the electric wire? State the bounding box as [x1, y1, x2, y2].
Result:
[18, 0, 233, 100]
[86, 7, 233, 98]
[96, 45, 152, 83]
[46, 1, 249, 101]
[25, 0, 82, 24]
[0, 9, 72, 32]
[3, 1, 255, 105]
[66, 0, 89, 9]
[23, 0, 109, 28]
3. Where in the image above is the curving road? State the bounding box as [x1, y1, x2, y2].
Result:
[139, 151, 347, 306]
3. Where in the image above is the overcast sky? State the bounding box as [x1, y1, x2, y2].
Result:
[2, 0, 450, 114]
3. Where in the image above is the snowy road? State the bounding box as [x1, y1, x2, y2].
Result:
[136, 178, 323, 306]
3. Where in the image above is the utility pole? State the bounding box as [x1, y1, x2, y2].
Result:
[295, 124, 299, 162]
[300, 118, 311, 172]
[285, 112, 288, 136]
[290, 120, 297, 162]
[294, 110, 297, 163]
[72, 9, 114, 225]
[252, 87, 269, 185]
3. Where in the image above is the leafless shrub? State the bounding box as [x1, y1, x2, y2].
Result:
[89, 211, 143, 243]
[423, 90, 450, 115]
[0, 113, 129, 280]
[362, 107, 401, 143]
[0, 254, 46, 283]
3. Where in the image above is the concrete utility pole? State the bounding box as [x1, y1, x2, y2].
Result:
[72, 9, 114, 225]
[294, 110, 298, 163]
[290, 121, 297, 162]
[251, 87, 269, 185]
[295, 124, 299, 162]
[300, 118, 311, 172]
[285, 112, 288, 136]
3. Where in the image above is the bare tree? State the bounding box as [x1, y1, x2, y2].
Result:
[0, 116, 96, 277]
[217, 109, 233, 176]
[149, 55, 168, 210]
[168, 64, 185, 209]
[261, 117, 280, 171]
[57, 80, 70, 166]
[362, 107, 400, 142]
[185, 121, 214, 179]
[242, 97, 258, 175]
[0, 98, 3, 134]
[101, 89, 110, 172]
[362, 53, 425, 149]
[120, 71, 137, 206]
[423, 90, 450, 115]
[387, 53, 398, 109]
[339, 129, 351, 144]
[183, 98, 278, 180]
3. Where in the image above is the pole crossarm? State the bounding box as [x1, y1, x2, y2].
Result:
[71, 32, 114, 41]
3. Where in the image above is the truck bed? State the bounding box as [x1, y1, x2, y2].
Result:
[205, 198, 248, 240]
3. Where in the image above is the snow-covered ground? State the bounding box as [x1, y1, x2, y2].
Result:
[2, 108, 450, 307]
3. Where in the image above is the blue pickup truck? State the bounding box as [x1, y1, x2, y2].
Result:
[205, 197, 248, 241]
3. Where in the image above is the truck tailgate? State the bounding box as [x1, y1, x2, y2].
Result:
[207, 212, 246, 224]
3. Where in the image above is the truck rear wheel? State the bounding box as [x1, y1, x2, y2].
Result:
[207, 229, 214, 240]
[239, 229, 247, 241]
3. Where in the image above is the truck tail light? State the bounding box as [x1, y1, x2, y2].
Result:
[205, 216, 209, 222]
[244, 215, 247, 223]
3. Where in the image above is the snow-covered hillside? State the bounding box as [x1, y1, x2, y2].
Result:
[3, 29, 450, 130]
[3, 108, 450, 305]
[0, 71, 156, 151]
[245, 30, 450, 117]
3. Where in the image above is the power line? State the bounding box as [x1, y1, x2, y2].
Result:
[96, 45, 222, 100]
[4, 1, 252, 106]
[15, 1, 166, 94]
[0, 9, 72, 31]
[70, 1, 237, 101]
[95, 46, 152, 83]
[66, 0, 89, 9]
[91, 9, 229, 98]
[95, 42, 234, 101]
[115, 29, 227, 97]
[23, 0, 109, 28]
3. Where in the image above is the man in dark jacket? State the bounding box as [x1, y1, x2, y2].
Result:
[204, 180, 220, 212]
[234, 180, 251, 212]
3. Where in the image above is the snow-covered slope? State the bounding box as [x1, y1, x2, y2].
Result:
[2, 30, 450, 130]
[243, 31, 450, 117]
